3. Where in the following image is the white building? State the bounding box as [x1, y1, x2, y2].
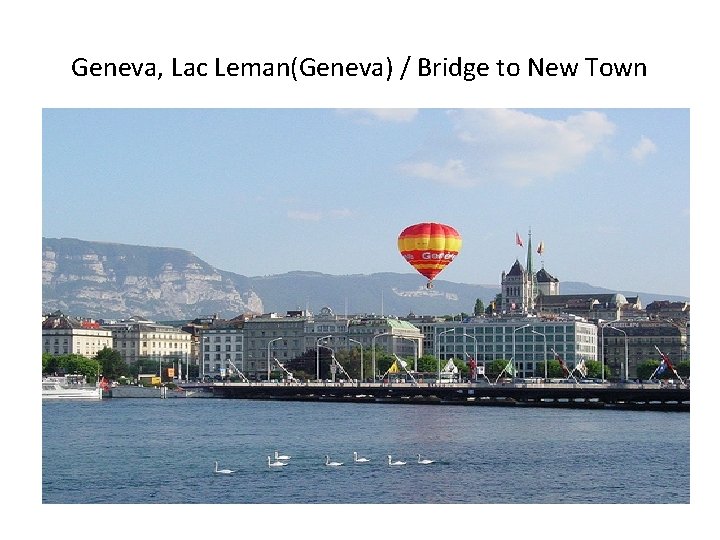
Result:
[101, 317, 191, 367]
[42, 312, 113, 358]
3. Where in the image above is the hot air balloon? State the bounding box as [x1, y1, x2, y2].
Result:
[397, 222, 462, 289]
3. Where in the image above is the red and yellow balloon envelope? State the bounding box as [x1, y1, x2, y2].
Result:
[397, 222, 462, 289]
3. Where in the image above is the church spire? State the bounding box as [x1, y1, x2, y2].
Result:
[526, 227, 533, 276]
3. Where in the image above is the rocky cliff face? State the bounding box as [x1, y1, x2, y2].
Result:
[42, 238, 263, 319]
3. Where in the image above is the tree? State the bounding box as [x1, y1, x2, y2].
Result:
[43, 353, 100, 381]
[473, 299, 485, 316]
[584, 360, 602, 379]
[417, 354, 438, 373]
[485, 293, 502, 315]
[546, 359, 567, 378]
[43, 352, 60, 375]
[486, 359, 510, 378]
[637, 360, 660, 380]
[676, 360, 690, 378]
[95, 347, 128, 380]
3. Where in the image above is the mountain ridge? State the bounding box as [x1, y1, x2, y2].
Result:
[42, 237, 689, 320]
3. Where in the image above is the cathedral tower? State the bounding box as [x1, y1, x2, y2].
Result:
[500, 228, 539, 314]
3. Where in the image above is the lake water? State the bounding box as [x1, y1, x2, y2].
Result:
[42, 398, 690, 508]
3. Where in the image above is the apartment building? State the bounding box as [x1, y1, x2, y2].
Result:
[600, 319, 688, 379]
[42, 311, 113, 358]
[196, 307, 423, 380]
[101, 317, 192, 366]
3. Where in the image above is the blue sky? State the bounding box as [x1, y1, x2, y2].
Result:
[43, 108, 689, 297]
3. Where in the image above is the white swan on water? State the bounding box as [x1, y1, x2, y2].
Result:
[353, 452, 370, 463]
[274, 450, 291, 460]
[214, 461, 236, 475]
[387, 455, 407, 466]
[417, 454, 435, 464]
[325, 455, 344, 466]
[268, 456, 288, 467]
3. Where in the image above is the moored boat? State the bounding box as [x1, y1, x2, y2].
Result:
[42, 375, 103, 400]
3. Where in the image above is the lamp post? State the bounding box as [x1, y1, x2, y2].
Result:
[267, 337, 283, 382]
[461, 332, 478, 381]
[599, 323, 604, 381]
[531, 329, 547, 379]
[201, 335, 209, 380]
[512, 324, 531, 379]
[316, 334, 333, 381]
[395, 336, 419, 373]
[348, 338, 364, 384]
[600, 319, 622, 382]
[436, 328, 456, 383]
[318, 345, 336, 382]
[371, 332, 391, 382]
[240, 331, 245, 379]
[609, 325, 628, 382]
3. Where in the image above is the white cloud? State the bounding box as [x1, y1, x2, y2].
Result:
[398, 159, 473, 187]
[337, 108, 418, 123]
[400, 109, 616, 186]
[630, 135, 657, 162]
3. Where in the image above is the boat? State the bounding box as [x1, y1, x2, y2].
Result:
[42, 375, 103, 400]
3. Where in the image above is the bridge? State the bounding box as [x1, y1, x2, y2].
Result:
[178, 381, 690, 411]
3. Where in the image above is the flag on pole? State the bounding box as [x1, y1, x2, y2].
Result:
[504, 359, 517, 377]
[654, 346, 678, 379]
[552, 348, 569, 375]
[537, 241, 544, 255]
[558, 357, 569, 375]
[661, 351, 675, 372]
[576, 359, 588, 377]
[515, 232, 523, 247]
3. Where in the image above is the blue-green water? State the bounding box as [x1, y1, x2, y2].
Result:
[42, 399, 689, 504]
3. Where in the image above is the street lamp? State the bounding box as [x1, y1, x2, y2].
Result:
[461, 332, 478, 381]
[600, 319, 622, 382]
[318, 345, 336, 382]
[201, 335, 209, 380]
[371, 332, 391, 382]
[348, 338, 364, 384]
[530, 329, 547, 379]
[512, 324, 531, 379]
[436, 328, 456, 383]
[316, 334, 333, 381]
[608, 325, 628, 382]
[267, 337, 284, 382]
[395, 336, 419, 373]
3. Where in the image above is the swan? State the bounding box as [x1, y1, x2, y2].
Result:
[268, 456, 288, 467]
[274, 450, 291, 460]
[417, 454, 435, 464]
[353, 451, 370, 463]
[214, 461, 236, 475]
[387, 455, 407, 466]
[325, 455, 344, 467]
